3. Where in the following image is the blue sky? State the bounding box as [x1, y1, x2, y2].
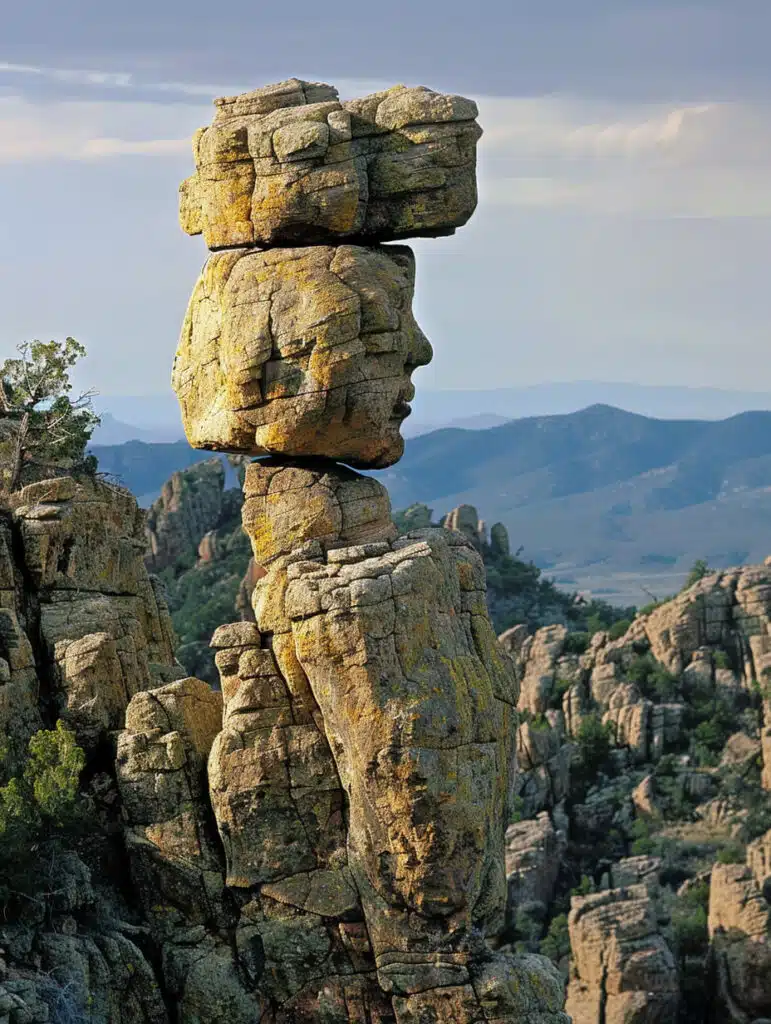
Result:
[2, 1, 771, 400]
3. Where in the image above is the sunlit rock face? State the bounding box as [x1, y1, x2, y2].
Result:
[173, 244, 431, 468]
[162, 77, 570, 1024]
[179, 77, 481, 249]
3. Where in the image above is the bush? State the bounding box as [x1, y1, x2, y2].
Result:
[717, 842, 746, 865]
[671, 904, 709, 958]
[574, 715, 614, 785]
[608, 619, 632, 641]
[0, 722, 86, 906]
[630, 819, 655, 856]
[713, 650, 732, 671]
[683, 559, 711, 590]
[540, 913, 570, 965]
[562, 632, 590, 655]
[626, 653, 679, 702]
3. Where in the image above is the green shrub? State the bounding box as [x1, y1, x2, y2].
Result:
[671, 904, 708, 957]
[717, 842, 746, 865]
[540, 913, 570, 965]
[608, 619, 632, 641]
[551, 676, 573, 710]
[562, 632, 590, 655]
[626, 653, 679, 702]
[509, 795, 525, 825]
[683, 559, 711, 590]
[570, 875, 594, 898]
[574, 715, 614, 785]
[630, 819, 655, 856]
[0, 722, 86, 906]
[713, 650, 731, 671]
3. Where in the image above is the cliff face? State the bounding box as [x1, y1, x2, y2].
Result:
[500, 563, 771, 1024]
[0, 477, 186, 1021]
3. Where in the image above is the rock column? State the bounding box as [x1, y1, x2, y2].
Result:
[173, 78, 568, 1024]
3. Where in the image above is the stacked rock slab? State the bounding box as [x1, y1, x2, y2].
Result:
[173, 78, 568, 1023]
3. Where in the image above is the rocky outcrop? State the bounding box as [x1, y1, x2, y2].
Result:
[0, 477, 189, 1022]
[505, 812, 566, 923]
[168, 76, 568, 1024]
[708, 830, 771, 1022]
[174, 244, 431, 468]
[179, 79, 481, 249]
[145, 458, 228, 572]
[9, 478, 183, 751]
[515, 715, 571, 816]
[566, 885, 679, 1024]
[234, 461, 529, 1015]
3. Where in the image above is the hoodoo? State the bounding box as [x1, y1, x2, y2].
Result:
[168, 77, 569, 1023]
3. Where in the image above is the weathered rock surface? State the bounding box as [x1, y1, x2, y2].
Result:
[515, 715, 571, 816]
[709, 830, 771, 1022]
[180, 78, 482, 249]
[566, 885, 679, 1024]
[165, 72, 568, 1023]
[241, 461, 522, 1006]
[505, 812, 566, 921]
[10, 478, 183, 750]
[0, 478, 192, 1023]
[145, 457, 228, 572]
[173, 244, 431, 468]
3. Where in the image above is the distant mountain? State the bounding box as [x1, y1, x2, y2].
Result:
[89, 440, 219, 505]
[89, 413, 183, 446]
[376, 405, 771, 602]
[90, 404, 771, 605]
[95, 394, 184, 440]
[404, 413, 511, 437]
[96, 381, 771, 442]
[408, 382, 771, 424]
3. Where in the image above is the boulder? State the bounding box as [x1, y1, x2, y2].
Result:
[173, 244, 431, 469]
[180, 79, 481, 249]
[566, 885, 679, 1024]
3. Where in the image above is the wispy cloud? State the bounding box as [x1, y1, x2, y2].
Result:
[0, 95, 201, 163]
[478, 96, 771, 217]
[2, 60, 771, 220]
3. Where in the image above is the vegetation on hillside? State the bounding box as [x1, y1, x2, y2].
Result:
[0, 722, 87, 908]
[394, 502, 636, 635]
[1, 339, 99, 492]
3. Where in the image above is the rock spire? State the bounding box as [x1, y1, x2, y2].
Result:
[168, 77, 568, 1023]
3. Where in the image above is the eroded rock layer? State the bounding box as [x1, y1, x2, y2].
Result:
[180, 78, 481, 249]
[226, 460, 567, 1021]
[164, 75, 568, 1023]
[173, 244, 430, 466]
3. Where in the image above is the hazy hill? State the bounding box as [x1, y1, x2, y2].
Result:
[89, 440, 218, 506]
[376, 405, 771, 602]
[91, 404, 771, 604]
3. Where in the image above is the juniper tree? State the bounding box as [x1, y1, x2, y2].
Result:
[0, 338, 99, 492]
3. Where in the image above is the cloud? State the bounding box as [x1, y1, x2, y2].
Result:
[0, 94, 203, 163]
[477, 96, 771, 218]
[2, 63, 771, 221]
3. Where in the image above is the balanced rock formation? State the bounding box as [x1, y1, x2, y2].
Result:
[173, 244, 430, 467]
[170, 77, 568, 1024]
[179, 78, 481, 249]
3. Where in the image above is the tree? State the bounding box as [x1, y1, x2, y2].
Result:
[1, 338, 99, 492]
[683, 559, 710, 590]
[0, 721, 87, 907]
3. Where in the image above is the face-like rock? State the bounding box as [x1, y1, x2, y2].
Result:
[179, 77, 482, 248]
[172, 244, 432, 468]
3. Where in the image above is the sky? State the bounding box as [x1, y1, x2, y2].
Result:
[2, 0, 771, 401]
